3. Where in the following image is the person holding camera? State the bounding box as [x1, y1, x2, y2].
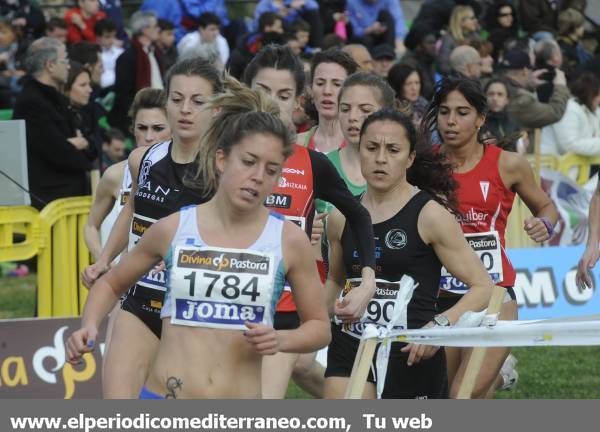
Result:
[500, 48, 569, 132]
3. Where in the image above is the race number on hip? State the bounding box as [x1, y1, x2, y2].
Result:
[341, 278, 409, 339]
[169, 245, 275, 330]
[128, 213, 167, 291]
[439, 231, 503, 294]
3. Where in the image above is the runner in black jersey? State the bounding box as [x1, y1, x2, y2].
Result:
[324, 110, 494, 399]
[243, 45, 376, 398]
[81, 58, 224, 398]
[83, 88, 171, 379]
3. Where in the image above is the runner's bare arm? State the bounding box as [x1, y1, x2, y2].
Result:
[500, 151, 559, 241]
[324, 208, 347, 316]
[576, 181, 600, 288]
[84, 162, 122, 260]
[82, 148, 146, 287]
[281, 220, 331, 353]
[83, 212, 177, 330]
[419, 201, 493, 324]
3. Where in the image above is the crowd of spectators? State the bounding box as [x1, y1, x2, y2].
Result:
[1, 0, 599, 207]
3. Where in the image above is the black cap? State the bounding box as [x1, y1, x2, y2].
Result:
[371, 44, 396, 60]
[499, 49, 532, 70]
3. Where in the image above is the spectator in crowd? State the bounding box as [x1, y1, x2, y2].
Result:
[449, 45, 483, 80]
[438, 4, 480, 75]
[400, 23, 438, 100]
[177, 12, 229, 67]
[341, 43, 374, 73]
[534, 38, 563, 103]
[68, 42, 104, 156]
[482, 78, 521, 150]
[557, 8, 592, 80]
[64, 61, 96, 163]
[254, 0, 323, 48]
[288, 18, 311, 53]
[0, 18, 24, 109]
[346, 0, 407, 55]
[227, 12, 284, 79]
[370, 43, 395, 78]
[0, 0, 46, 41]
[69, 41, 103, 87]
[141, 0, 233, 43]
[541, 73, 600, 156]
[12, 37, 94, 209]
[482, 0, 521, 62]
[108, 11, 163, 134]
[101, 127, 127, 170]
[156, 19, 177, 72]
[346, 0, 406, 56]
[46, 17, 68, 44]
[411, 0, 480, 33]
[518, 0, 559, 37]
[500, 48, 570, 130]
[64, 0, 106, 44]
[95, 18, 123, 89]
[386, 62, 428, 126]
[99, 0, 129, 46]
[318, 0, 347, 36]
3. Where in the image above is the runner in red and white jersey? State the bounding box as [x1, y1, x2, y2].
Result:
[426, 75, 559, 399]
[244, 44, 377, 398]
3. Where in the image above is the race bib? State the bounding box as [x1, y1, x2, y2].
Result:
[128, 213, 167, 291]
[340, 277, 415, 339]
[439, 231, 503, 294]
[169, 246, 275, 330]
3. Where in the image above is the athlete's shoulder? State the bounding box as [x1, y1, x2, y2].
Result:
[498, 147, 530, 179]
[101, 160, 126, 191]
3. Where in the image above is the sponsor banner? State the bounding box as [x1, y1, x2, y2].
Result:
[0, 317, 106, 398]
[541, 168, 596, 246]
[508, 244, 600, 320]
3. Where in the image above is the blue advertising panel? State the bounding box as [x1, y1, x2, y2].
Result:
[507, 245, 600, 320]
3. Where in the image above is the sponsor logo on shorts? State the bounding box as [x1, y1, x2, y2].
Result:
[131, 215, 153, 237]
[385, 229, 407, 250]
[176, 250, 270, 275]
[265, 193, 292, 209]
[119, 191, 130, 206]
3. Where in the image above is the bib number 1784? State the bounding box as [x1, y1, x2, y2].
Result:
[183, 271, 260, 302]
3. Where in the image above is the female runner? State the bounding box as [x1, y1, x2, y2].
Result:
[83, 88, 170, 379]
[424, 75, 559, 398]
[80, 58, 224, 398]
[297, 48, 358, 153]
[242, 44, 376, 398]
[68, 82, 331, 399]
[324, 109, 494, 398]
[84, 88, 171, 262]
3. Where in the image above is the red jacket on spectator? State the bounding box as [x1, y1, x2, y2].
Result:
[64, 7, 106, 44]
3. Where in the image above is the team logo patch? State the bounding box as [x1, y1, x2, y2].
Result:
[138, 159, 152, 187]
[385, 229, 407, 250]
[480, 181, 490, 202]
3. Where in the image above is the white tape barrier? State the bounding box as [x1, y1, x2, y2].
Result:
[362, 316, 600, 348]
[361, 316, 600, 399]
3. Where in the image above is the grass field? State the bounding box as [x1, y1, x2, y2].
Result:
[2, 275, 599, 399]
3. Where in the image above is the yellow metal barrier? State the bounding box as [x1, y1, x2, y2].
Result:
[556, 154, 600, 185]
[0, 197, 92, 318]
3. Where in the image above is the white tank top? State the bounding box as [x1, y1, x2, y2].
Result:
[161, 205, 287, 331]
[99, 163, 132, 260]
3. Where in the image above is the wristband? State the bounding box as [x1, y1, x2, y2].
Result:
[539, 217, 554, 238]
